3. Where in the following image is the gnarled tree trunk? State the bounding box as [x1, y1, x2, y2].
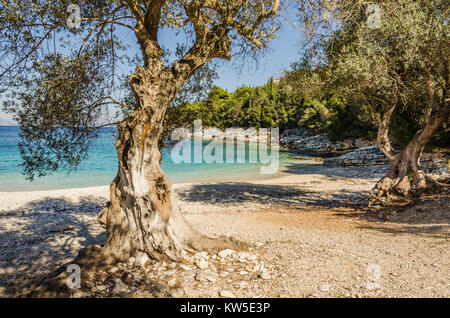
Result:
[96, 66, 243, 264]
[371, 103, 449, 203]
[31, 51, 243, 299]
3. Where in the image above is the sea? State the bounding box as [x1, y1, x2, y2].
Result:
[0, 126, 300, 192]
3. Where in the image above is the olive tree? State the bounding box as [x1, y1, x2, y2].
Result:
[298, 0, 449, 202]
[1, 0, 282, 269]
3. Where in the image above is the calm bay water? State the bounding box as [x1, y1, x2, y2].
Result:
[0, 126, 295, 192]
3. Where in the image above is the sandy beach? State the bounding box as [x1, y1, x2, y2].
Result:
[0, 165, 449, 298]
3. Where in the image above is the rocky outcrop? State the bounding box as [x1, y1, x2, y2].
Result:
[203, 127, 260, 143]
[323, 146, 388, 166]
[421, 153, 449, 175]
[281, 129, 448, 175]
[280, 129, 372, 157]
[324, 146, 448, 175]
[181, 127, 273, 144]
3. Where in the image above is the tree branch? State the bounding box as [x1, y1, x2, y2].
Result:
[173, 0, 279, 83]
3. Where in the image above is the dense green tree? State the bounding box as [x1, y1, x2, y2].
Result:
[167, 75, 377, 138]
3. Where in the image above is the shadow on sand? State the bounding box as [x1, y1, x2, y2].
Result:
[178, 182, 370, 209]
[0, 196, 107, 296]
[334, 191, 450, 238]
[179, 181, 449, 239]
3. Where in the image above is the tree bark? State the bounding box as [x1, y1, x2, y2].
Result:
[376, 103, 397, 162]
[30, 55, 245, 299]
[96, 66, 245, 264]
[371, 105, 449, 203]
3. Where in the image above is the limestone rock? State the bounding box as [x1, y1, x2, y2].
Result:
[239, 281, 249, 289]
[195, 258, 209, 270]
[319, 284, 331, 292]
[220, 290, 236, 298]
[170, 288, 185, 298]
[180, 264, 191, 271]
[127, 256, 136, 266]
[280, 130, 372, 157]
[260, 272, 271, 280]
[112, 278, 128, 294]
[195, 270, 218, 283]
[218, 249, 235, 258]
[96, 285, 109, 292]
[168, 278, 177, 287]
[135, 252, 150, 268]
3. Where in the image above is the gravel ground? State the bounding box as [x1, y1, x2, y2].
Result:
[0, 166, 448, 298]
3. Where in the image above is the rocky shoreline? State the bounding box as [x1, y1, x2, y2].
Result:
[182, 126, 448, 175]
[280, 129, 448, 175]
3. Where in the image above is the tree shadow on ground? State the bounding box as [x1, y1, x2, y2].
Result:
[177, 182, 370, 209]
[178, 181, 449, 239]
[280, 161, 389, 180]
[0, 196, 107, 297]
[333, 191, 450, 238]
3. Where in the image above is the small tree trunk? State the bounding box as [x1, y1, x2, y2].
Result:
[371, 106, 448, 203]
[370, 140, 436, 203]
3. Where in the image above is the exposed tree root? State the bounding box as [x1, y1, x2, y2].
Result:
[27, 198, 247, 298]
[370, 171, 446, 205]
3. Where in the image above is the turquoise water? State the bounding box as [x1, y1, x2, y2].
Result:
[0, 126, 296, 191]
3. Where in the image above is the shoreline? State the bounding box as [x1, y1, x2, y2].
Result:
[0, 151, 317, 193]
[0, 164, 382, 213]
[0, 161, 378, 196]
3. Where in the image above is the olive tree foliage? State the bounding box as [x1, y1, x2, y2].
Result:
[296, 0, 449, 202]
[0, 0, 209, 180]
[1, 0, 282, 180]
[1, 1, 125, 179]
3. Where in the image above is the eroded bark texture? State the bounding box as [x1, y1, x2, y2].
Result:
[87, 0, 279, 265]
[371, 105, 449, 203]
[96, 64, 245, 263]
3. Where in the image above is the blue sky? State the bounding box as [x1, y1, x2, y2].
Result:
[206, 24, 303, 91]
[0, 20, 304, 125]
